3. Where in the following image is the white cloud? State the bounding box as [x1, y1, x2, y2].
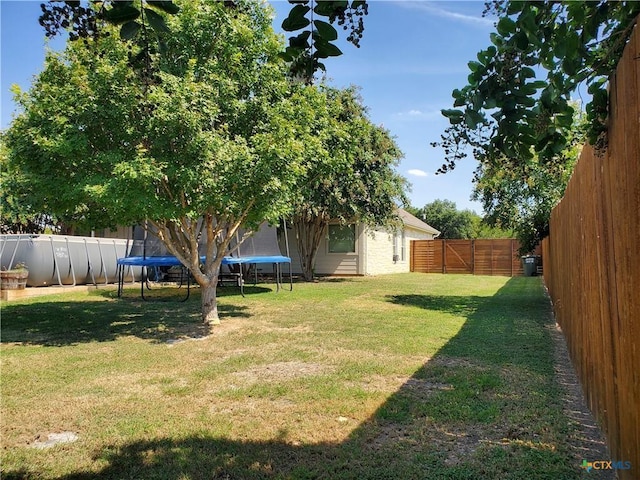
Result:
[395, 1, 495, 28]
[408, 169, 429, 177]
[391, 108, 442, 121]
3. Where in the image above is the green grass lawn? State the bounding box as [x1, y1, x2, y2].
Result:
[1, 274, 584, 479]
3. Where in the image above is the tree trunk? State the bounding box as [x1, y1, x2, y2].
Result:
[293, 214, 328, 282]
[150, 214, 242, 330]
[200, 279, 220, 328]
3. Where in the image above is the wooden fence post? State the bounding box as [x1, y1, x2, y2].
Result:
[442, 239, 446, 273]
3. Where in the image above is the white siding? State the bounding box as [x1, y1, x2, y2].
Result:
[364, 226, 434, 275]
[284, 224, 362, 276]
[285, 221, 436, 277]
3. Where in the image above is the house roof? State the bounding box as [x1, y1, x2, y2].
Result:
[397, 208, 441, 236]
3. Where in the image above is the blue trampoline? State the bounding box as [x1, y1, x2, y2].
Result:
[117, 221, 291, 300]
[222, 222, 292, 295]
[116, 225, 204, 301]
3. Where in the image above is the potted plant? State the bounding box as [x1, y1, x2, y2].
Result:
[0, 262, 29, 290]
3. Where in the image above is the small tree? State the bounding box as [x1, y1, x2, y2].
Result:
[291, 86, 408, 281]
[3, 1, 304, 328]
[413, 200, 475, 239]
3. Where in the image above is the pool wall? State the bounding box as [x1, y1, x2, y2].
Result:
[0, 234, 139, 287]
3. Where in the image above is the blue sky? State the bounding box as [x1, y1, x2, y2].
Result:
[1, 1, 497, 213]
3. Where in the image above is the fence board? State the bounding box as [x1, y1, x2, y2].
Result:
[543, 19, 639, 479]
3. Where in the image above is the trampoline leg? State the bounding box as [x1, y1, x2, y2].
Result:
[287, 263, 293, 291]
[141, 266, 148, 301]
[117, 265, 124, 297]
[180, 267, 191, 302]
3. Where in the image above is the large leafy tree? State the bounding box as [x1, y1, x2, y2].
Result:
[435, 1, 639, 170]
[471, 110, 584, 253]
[291, 86, 408, 281]
[39, 0, 369, 82]
[434, 1, 638, 251]
[3, 0, 304, 327]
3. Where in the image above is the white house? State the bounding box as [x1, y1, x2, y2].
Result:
[92, 209, 439, 277]
[285, 208, 440, 276]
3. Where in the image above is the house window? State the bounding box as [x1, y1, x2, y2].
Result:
[393, 229, 406, 262]
[328, 224, 356, 253]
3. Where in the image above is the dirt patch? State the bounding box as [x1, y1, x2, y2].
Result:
[348, 374, 412, 393]
[432, 426, 486, 467]
[403, 378, 454, 394]
[166, 335, 209, 346]
[229, 361, 329, 384]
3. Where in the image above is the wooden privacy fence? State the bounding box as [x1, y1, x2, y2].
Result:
[542, 21, 639, 479]
[410, 239, 532, 276]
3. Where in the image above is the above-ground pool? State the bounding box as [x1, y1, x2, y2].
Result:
[0, 234, 136, 287]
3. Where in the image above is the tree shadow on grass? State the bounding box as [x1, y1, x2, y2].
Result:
[0, 435, 432, 480]
[1, 289, 251, 347]
[3, 278, 599, 479]
[386, 282, 552, 370]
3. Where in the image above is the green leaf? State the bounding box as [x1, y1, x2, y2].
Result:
[442, 109, 464, 119]
[506, 1, 526, 15]
[120, 21, 141, 40]
[477, 50, 488, 66]
[489, 32, 500, 46]
[464, 109, 484, 129]
[556, 112, 574, 128]
[314, 41, 342, 58]
[564, 31, 580, 56]
[561, 57, 578, 76]
[530, 80, 548, 89]
[144, 8, 170, 34]
[314, 2, 336, 16]
[514, 31, 529, 50]
[521, 67, 536, 79]
[147, 1, 180, 15]
[468, 61, 483, 73]
[520, 84, 538, 96]
[314, 20, 338, 41]
[497, 17, 516, 36]
[289, 31, 311, 49]
[102, 5, 140, 24]
[282, 5, 311, 32]
[484, 97, 497, 109]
